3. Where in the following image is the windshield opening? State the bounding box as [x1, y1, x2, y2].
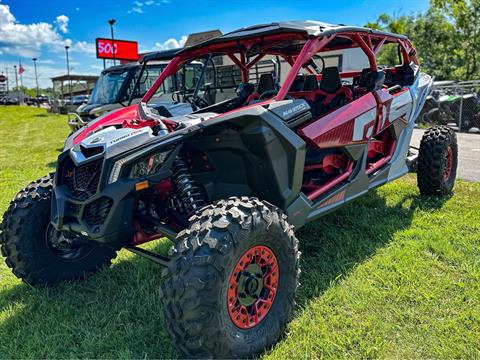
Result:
[145, 51, 283, 117]
[89, 69, 130, 105]
[124, 64, 169, 103]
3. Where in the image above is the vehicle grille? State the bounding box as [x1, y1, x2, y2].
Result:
[68, 202, 82, 216]
[63, 158, 103, 200]
[82, 196, 113, 225]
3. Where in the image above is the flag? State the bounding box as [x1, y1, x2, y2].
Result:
[18, 63, 25, 75]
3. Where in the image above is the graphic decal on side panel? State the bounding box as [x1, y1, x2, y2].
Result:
[388, 90, 413, 124]
[353, 108, 377, 141]
[298, 93, 378, 149]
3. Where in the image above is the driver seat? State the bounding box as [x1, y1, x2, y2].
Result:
[246, 73, 277, 104]
[257, 73, 276, 95]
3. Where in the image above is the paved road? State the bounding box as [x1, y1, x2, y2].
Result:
[410, 128, 480, 182]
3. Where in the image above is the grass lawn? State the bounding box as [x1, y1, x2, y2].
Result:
[0, 106, 479, 358]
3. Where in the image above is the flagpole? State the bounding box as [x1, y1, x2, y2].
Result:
[19, 60, 23, 88]
[5, 67, 9, 95]
[14, 65, 19, 92]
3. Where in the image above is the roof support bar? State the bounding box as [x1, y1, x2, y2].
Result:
[228, 53, 248, 82]
[353, 33, 377, 71]
[276, 35, 335, 100]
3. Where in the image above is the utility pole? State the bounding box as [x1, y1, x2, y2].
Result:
[32, 58, 39, 97]
[108, 19, 116, 66]
[65, 45, 72, 99]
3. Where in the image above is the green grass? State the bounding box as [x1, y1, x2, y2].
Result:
[0, 106, 479, 358]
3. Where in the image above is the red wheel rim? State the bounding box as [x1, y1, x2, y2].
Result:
[227, 245, 279, 329]
[444, 146, 453, 181]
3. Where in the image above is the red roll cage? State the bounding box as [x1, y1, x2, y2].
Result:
[141, 26, 418, 104]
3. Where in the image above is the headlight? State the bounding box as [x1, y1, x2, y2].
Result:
[108, 150, 171, 184]
[128, 151, 170, 178]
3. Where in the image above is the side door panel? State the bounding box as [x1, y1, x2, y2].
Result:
[298, 92, 378, 149]
[365, 88, 413, 175]
[374, 88, 413, 135]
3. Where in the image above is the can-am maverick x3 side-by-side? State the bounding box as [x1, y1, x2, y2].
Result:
[1, 21, 457, 358]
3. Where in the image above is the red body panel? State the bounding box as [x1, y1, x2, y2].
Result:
[72, 105, 141, 145]
[373, 88, 411, 135]
[298, 93, 377, 149]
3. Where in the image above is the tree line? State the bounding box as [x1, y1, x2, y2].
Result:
[365, 0, 480, 81]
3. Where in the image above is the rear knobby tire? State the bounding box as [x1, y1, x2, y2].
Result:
[0, 174, 116, 287]
[417, 126, 458, 195]
[160, 197, 300, 358]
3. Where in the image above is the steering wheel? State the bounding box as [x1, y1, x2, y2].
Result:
[184, 94, 210, 109]
[258, 90, 279, 100]
[171, 91, 182, 103]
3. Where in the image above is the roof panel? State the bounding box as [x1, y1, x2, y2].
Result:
[163, 20, 409, 58]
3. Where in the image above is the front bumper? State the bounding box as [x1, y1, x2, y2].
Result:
[52, 179, 136, 249]
[51, 152, 138, 249]
[51, 140, 179, 249]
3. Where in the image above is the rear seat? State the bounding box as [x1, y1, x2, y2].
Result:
[358, 68, 386, 91]
[309, 67, 353, 116]
[287, 67, 353, 118]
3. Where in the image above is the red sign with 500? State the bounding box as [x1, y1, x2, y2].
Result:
[96, 38, 138, 61]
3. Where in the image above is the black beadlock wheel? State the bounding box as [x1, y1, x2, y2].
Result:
[0, 174, 117, 287]
[417, 126, 458, 195]
[160, 197, 300, 358]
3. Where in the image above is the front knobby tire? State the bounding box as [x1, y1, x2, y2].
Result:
[0, 174, 116, 287]
[417, 126, 458, 195]
[160, 197, 300, 358]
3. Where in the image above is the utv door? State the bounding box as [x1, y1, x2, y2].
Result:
[298, 92, 379, 202]
[366, 88, 413, 174]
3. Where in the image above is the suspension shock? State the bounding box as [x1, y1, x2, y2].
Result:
[172, 157, 206, 218]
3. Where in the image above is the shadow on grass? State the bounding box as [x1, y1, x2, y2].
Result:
[0, 190, 450, 358]
[295, 191, 451, 307]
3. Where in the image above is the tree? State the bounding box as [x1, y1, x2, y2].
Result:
[366, 14, 417, 69]
[365, 6, 466, 80]
[431, 0, 480, 80]
[407, 8, 458, 80]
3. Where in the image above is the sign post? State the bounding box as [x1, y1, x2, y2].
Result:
[95, 38, 138, 62]
[0, 74, 7, 95]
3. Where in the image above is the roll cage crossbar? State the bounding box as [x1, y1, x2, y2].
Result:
[141, 29, 418, 105]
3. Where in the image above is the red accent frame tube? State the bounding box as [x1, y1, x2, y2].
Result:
[307, 162, 353, 201]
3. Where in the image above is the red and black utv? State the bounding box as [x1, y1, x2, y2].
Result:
[1, 21, 457, 358]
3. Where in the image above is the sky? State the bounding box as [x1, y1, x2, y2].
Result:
[0, 0, 429, 88]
